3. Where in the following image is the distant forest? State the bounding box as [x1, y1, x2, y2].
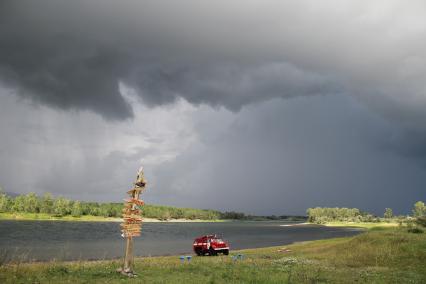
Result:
[0, 191, 305, 221]
[0, 191, 220, 220]
[307, 202, 426, 224]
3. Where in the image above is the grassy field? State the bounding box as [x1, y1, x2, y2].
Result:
[0, 226, 424, 283]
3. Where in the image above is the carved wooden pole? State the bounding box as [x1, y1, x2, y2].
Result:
[118, 166, 146, 277]
[123, 236, 133, 272]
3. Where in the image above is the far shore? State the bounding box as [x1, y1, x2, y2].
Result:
[0, 213, 228, 223]
[0, 212, 307, 223]
[0, 213, 399, 228]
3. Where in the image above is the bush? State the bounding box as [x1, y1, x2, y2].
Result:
[71, 201, 82, 217]
[384, 208, 393, 219]
[407, 227, 423, 234]
[53, 197, 71, 217]
[412, 201, 426, 217]
[415, 216, 426, 227]
[0, 193, 11, 213]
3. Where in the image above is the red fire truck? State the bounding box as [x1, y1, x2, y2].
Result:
[193, 235, 230, 256]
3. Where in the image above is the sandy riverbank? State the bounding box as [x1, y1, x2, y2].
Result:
[279, 222, 310, 227]
[0, 212, 226, 222]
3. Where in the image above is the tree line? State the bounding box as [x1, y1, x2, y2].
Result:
[0, 191, 309, 221]
[0, 191, 223, 220]
[307, 201, 426, 224]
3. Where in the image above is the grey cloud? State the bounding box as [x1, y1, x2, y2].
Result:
[0, 9, 336, 120]
[151, 95, 426, 215]
[2, 0, 425, 127]
[126, 62, 339, 110]
[0, 33, 134, 120]
[387, 130, 426, 163]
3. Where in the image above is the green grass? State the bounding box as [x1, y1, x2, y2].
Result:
[0, 227, 425, 283]
[323, 221, 399, 229]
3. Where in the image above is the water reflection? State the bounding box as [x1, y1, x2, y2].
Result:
[0, 221, 361, 261]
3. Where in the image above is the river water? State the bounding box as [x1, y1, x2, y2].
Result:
[0, 221, 361, 262]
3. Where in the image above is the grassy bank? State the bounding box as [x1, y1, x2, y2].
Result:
[1, 226, 424, 283]
[323, 221, 399, 229]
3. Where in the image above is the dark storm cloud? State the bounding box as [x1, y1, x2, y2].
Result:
[126, 62, 339, 110]
[1, 0, 425, 133]
[388, 130, 426, 163]
[0, 0, 341, 120]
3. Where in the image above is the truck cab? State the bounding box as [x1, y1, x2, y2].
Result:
[193, 234, 230, 256]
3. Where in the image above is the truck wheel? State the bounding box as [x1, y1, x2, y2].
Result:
[223, 249, 229, 255]
[209, 247, 217, 256]
[195, 249, 202, 256]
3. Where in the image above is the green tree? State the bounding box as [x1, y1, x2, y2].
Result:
[307, 207, 364, 224]
[159, 211, 171, 221]
[413, 201, 426, 217]
[11, 195, 25, 212]
[88, 203, 101, 216]
[71, 201, 82, 217]
[53, 197, 70, 217]
[384, 208, 393, 219]
[0, 190, 11, 212]
[23, 192, 39, 213]
[40, 192, 54, 214]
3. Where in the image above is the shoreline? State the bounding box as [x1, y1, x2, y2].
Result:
[0, 213, 305, 223]
[279, 222, 310, 227]
[0, 213, 227, 223]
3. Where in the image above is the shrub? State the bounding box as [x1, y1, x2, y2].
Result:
[384, 208, 393, 219]
[71, 201, 82, 217]
[53, 197, 71, 217]
[407, 227, 423, 234]
[415, 216, 426, 227]
[412, 201, 426, 217]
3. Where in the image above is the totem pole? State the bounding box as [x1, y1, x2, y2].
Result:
[118, 166, 147, 277]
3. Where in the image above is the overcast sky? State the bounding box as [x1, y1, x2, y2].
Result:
[0, 0, 425, 215]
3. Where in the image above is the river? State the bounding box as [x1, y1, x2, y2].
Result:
[0, 220, 362, 262]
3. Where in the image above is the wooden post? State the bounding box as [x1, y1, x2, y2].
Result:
[123, 236, 133, 272]
[117, 166, 147, 277]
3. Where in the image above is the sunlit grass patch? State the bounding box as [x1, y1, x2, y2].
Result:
[324, 221, 399, 229]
